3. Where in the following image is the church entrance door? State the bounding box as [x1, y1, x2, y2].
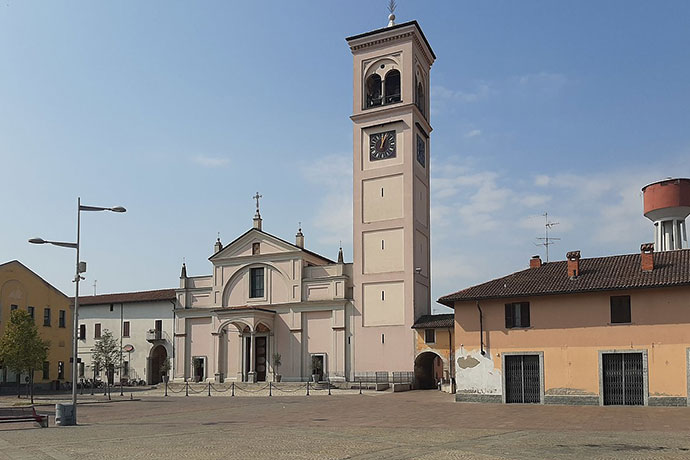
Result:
[255, 336, 267, 382]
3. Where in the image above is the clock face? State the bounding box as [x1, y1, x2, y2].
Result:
[369, 130, 396, 161]
[416, 134, 426, 167]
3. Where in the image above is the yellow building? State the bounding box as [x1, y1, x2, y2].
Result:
[412, 313, 454, 391]
[0, 260, 72, 388]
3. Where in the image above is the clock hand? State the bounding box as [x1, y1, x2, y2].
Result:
[379, 134, 386, 150]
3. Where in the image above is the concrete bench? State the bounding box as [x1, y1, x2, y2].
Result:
[0, 406, 49, 428]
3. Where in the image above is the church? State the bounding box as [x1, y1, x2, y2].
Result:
[172, 17, 436, 383]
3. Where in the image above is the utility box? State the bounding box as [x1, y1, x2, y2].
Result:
[55, 403, 75, 426]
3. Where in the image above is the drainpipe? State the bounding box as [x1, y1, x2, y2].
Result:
[170, 299, 176, 380]
[476, 301, 485, 356]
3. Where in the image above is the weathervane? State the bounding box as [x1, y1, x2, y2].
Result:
[387, 0, 397, 27]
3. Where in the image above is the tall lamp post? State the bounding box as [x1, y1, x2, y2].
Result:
[29, 197, 125, 425]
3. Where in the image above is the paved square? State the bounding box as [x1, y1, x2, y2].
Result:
[1, 391, 690, 459]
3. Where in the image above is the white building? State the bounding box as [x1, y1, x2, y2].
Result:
[76, 289, 176, 385]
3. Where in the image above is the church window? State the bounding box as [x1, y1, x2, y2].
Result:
[381, 334, 385, 344]
[381, 240, 385, 250]
[366, 74, 382, 107]
[384, 70, 401, 104]
[381, 187, 384, 197]
[252, 242, 260, 255]
[250, 267, 265, 298]
[381, 290, 385, 301]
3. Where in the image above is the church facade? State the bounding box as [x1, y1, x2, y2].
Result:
[173, 19, 435, 383]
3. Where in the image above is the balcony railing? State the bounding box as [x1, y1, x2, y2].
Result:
[146, 329, 169, 343]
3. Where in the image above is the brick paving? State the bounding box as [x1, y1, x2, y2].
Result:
[0, 390, 689, 459]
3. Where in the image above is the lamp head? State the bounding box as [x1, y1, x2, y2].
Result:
[29, 238, 46, 244]
[110, 206, 126, 213]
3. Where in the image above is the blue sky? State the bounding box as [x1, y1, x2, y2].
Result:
[1, 1, 689, 312]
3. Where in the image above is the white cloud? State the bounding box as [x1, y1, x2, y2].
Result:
[192, 155, 229, 167]
[464, 129, 482, 138]
[534, 174, 551, 186]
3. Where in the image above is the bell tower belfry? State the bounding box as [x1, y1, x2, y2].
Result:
[347, 19, 435, 374]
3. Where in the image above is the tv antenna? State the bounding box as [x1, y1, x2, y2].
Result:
[534, 212, 560, 262]
[93, 280, 97, 296]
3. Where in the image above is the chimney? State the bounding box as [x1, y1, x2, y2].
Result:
[295, 226, 304, 248]
[214, 237, 223, 254]
[530, 255, 542, 269]
[566, 250, 580, 278]
[253, 214, 262, 230]
[641, 242, 654, 272]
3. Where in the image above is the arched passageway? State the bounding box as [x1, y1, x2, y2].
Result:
[148, 345, 168, 385]
[414, 352, 443, 389]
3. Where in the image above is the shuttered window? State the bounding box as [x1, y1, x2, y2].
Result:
[610, 296, 631, 324]
[505, 302, 530, 328]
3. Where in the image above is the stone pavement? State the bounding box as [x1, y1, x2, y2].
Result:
[0, 391, 689, 459]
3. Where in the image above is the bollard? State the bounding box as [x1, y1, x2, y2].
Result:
[359, 381, 362, 395]
[208, 382, 211, 397]
[306, 381, 310, 396]
[130, 392, 133, 400]
[90, 380, 94, 396]
[231, 382, 235, 397]
[165, 380, 168, 397]
[185, 381, 189, 397]
[80, 381, 83, 396]
[269, 382, 272, 397]
[328, 382, 331, 396]
[120, 381, 124, 397]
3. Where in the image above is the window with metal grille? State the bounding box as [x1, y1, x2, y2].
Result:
[27, 306, 34, 320]
[94, 323, 101, 339]
[504, 354, 541, 403]
[42, 361, 50, 380]
[79, 324, 86, 340]
[10, 304, 17, 311]
[250, 267, 264, 298]
[610, 295, 631, 324]
[123, 321, 130, 337]
[43, 308, 51, 326]
[59, 310, 66, 328]
[505, 302, 530, 328]
[424, 329, 435, 344]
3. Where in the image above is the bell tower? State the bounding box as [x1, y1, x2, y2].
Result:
[347, 19, 435, 374]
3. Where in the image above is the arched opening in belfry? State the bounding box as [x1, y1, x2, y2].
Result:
[416, 81, 425, 116]
[366, 74, 382, 107]
[384, 69, 401, 104]
[414, 351, 442, 390]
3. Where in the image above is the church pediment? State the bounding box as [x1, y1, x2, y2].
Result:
[209, 229, 301, 262]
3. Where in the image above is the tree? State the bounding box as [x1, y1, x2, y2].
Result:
[91, 329, 120, 400]
[0, 310, 49, 403]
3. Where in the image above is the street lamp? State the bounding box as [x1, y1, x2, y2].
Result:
[29, 197, 125, 425]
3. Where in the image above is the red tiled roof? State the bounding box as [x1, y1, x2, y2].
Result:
[438, 249, 690, 306]
[74, 288, 176, 306]
[412, 314, 454, 329]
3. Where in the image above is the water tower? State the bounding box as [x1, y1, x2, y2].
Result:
[642, 178, 690, 251]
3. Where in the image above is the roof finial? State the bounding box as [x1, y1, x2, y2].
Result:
[253, 192, 262, 217]
[387, 0, 396, 27]
[337, 241, 344, 264]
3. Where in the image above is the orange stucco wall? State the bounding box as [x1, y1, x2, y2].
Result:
[415, 328, 454, 380]
[454, 286, 690, 398]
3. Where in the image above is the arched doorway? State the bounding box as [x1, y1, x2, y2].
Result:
[148, 345, 167, 385]
[414, 352, 443, 389]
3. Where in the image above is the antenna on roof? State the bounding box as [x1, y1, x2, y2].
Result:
[534, 212, 560, 262]
[93, 279, 97, 296]
[387, 0, 397, 27]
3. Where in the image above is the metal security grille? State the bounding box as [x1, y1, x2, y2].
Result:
[505, 355, 541, 403]
[602, 353, 644, 405]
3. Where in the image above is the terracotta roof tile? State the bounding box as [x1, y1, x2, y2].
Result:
[438, 249, 690, 306]
[412, 314, 454, 329]
[74, 289, 176, 306]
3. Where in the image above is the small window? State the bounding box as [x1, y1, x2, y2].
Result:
[59, 310, 66, 328]
[505, 302, 530, 328]
[93, 362, 100, 378]
[57, 361, 64, 380]
[610, 295, 631, 324]
[27, 306, 35, 320]
[424, 329, 435, 344]
[250, 267, 264, 298]
[94, 323, 101, 339]
[43, 308, 51, 326]
[10, 304, 18, 311]
[252, 242, 260, 255]
[109, 304, 114, 312]
[42, 362, 50, 380]
[384, 69, 401, 104]
[79, 324, 86, 340]
[123, 321, 130, 337]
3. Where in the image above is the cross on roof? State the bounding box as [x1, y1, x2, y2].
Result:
[253, 192, 262, 215]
